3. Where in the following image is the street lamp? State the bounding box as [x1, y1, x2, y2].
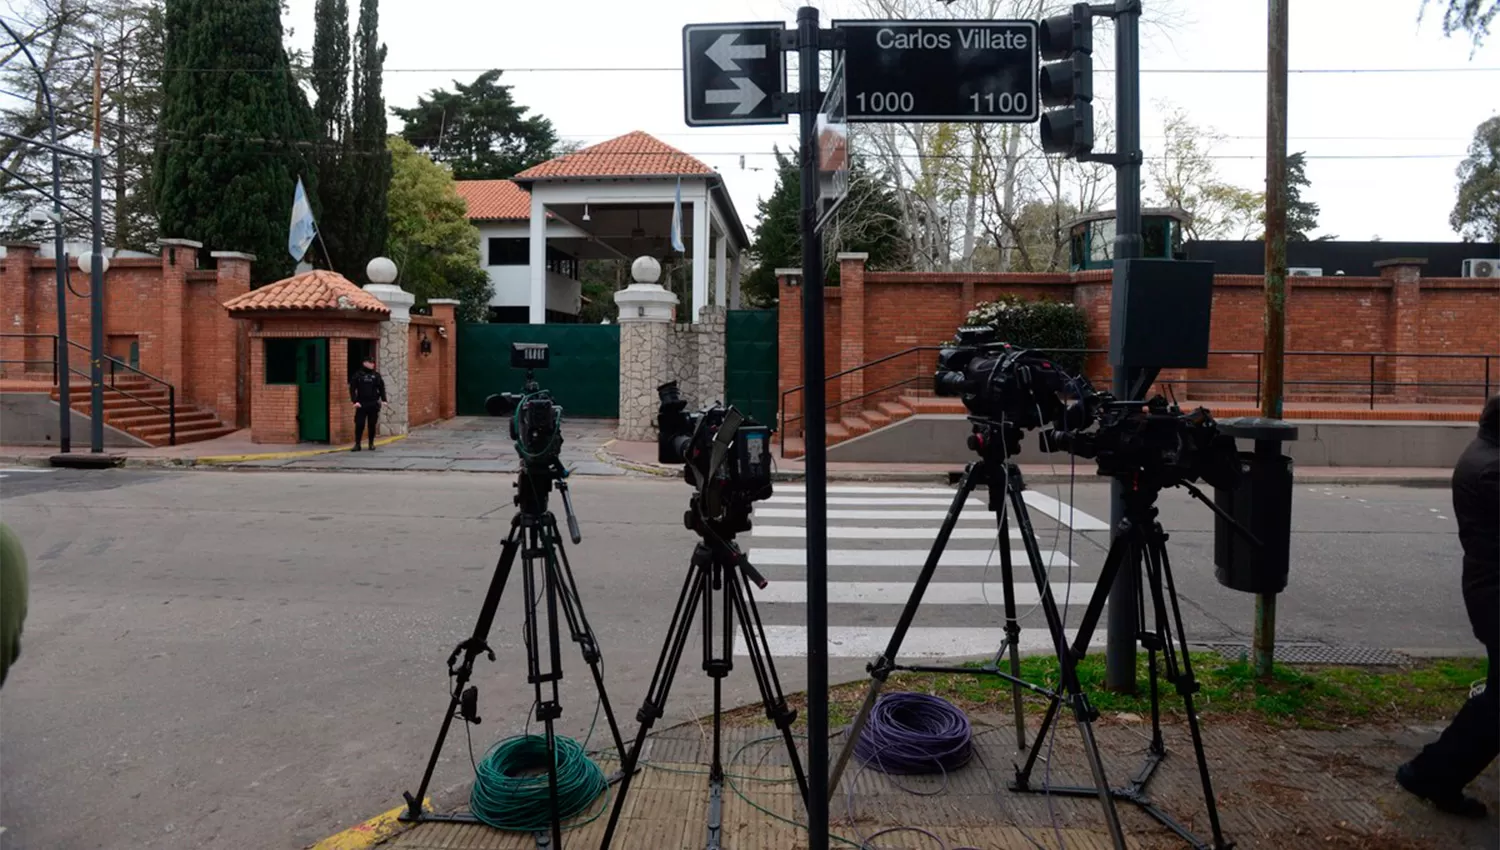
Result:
[366, 256, 398, 285]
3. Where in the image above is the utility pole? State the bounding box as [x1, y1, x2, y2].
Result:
[1104, 0, 1144, 693]
[90, 44, 106, 454]
[1257, 0, 1290, 678]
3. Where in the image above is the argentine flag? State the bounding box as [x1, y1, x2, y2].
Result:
[669, 177, 685, 253]
[288, 177, 318, 263]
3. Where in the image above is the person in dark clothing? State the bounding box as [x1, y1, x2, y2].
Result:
[349, 356, 387, 451]
[1397, 394, 1499, 818]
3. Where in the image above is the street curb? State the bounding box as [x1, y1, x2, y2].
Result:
[306, 799, 426, 850]
[197, 434, 408, 465]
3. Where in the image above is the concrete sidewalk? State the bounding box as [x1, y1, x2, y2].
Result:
[371, 712, 1498, 850]
[601, 438, 1455, 486]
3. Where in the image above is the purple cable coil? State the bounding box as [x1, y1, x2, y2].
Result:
[854, 692, 973, 775]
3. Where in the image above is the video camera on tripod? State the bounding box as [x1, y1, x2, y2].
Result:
[656, 381, 774, 537]
[933, 326, 1077, 431]
[1046, 392, 1244, 492]
[485, 343, 563, 469]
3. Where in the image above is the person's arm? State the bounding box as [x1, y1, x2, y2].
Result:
[378, 373, 387, 403]
[350, 376, 360, 406]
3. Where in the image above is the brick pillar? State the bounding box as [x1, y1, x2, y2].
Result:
[1, 242, 39, 378]
[365, 282, 415, 437]
[157, 238, 201, 387]
[428, 299, 460, 419]
[776, 268, 803, 436]
[211, 251, 253, 427]
[1377, 258, 1426, 402]
[328, 336, 352, 446]
[837, 253, 868, 418]
[615, 258, 679, 441]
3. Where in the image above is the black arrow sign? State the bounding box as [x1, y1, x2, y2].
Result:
[683, 22, 787, 127]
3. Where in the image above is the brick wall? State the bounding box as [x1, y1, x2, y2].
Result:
[408, 317, 445, 428]
[243, 317, 380, 444]
[777, 255, 1500, 436]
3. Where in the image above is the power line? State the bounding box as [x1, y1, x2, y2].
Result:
[111, 64, 1500, 75]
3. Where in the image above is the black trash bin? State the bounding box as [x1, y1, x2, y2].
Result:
[1213, 418, 1298, 594]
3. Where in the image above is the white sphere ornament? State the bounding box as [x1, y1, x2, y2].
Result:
[366, 256, 398, 285]
[77, 252, 110, 275]
[631, 256, 662, 285]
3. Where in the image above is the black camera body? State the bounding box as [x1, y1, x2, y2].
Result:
[485, 343, 563, 468]
[934, 327, 1074, 429]
[657, 381, 773, 535]
[1050, 395, 1242, 491]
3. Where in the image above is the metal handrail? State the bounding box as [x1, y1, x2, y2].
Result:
[2, 333, 178, 445]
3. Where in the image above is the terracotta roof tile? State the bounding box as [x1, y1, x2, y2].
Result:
[223, 270, 390, 315]
[515, 131, 716, 181]
[454, 179, 533, 221]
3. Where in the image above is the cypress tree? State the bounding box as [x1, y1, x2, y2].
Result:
[153, 0, 317, 284]
[310, 0, 351, 271]
[347, 0, 389, 281]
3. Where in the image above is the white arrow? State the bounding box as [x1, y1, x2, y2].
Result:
[705, 77, 766, 116]
[706, 32, 766, 72]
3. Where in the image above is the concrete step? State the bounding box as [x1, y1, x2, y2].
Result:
[109, 410, 218, 429]
[62, 392, 172, 410]
[859, 408, 892, 428]
[839, 416, 873, 437]
[878, 401, 915, 421]
[900, 394, 966, 414]
[141, 424, 236, 447]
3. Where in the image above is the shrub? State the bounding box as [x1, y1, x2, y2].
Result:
[958, 296, 1090, 374]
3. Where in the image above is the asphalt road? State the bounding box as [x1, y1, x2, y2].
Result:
[0, 468, 1478, 850]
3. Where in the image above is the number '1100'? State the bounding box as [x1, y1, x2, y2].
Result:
[970, 92, 1029, 114]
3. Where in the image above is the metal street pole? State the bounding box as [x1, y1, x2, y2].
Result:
[796, 6, 830, 848]
[1104, 0, 1144, 692]
[1256, 0, 1290, 678]
[90, 44, 106, 454]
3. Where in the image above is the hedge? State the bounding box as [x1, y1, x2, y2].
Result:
[958, 296, 1090, 375]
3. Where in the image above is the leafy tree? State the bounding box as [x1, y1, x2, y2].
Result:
[394, 70, 560, 180]
[309, 0, 350, 268]
[1451, 114, 1500, 243]
[346, 0, 389, 276]
[1285, 152, 1332, 241]
[742, 147, 909, 306]
[385, 137, 491, 321]
[577, 259, 625, 324]
[1, 0, 165, 248]
[154, 0, 317, 283]
[1422, 0, 1498, 49]
[1147, 104, 1263, 240]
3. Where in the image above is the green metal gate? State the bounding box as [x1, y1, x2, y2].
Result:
[457, 324, 621, 418]
[725, 309, 778, 426]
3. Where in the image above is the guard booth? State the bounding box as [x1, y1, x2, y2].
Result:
[1068, 207, 1192, 272]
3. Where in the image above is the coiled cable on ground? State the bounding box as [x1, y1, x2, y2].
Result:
[854, 692, 973, 776]
[469, 734, 607, 831]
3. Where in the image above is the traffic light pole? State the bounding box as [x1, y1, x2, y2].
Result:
[1103, 0, 1145, 693]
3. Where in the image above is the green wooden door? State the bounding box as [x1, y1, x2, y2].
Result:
[725, 309, 778, 427]
[457, 324, 621, 418]
[296, 338, 330, 442]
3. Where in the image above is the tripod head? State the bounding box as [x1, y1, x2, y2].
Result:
[514, 460, 582, 544]
[684, 493, 768, 590]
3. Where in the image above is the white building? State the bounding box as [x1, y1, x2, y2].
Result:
[454, 131, 750, 324]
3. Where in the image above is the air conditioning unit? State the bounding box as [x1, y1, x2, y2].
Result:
[1462, 258, 1499, 279]
[1288, 267, 1322, 277]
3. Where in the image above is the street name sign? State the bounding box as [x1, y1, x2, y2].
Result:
[816, 57, 849, 233]
[683, 23, 787, 126]
[834, 20, 1039, 123]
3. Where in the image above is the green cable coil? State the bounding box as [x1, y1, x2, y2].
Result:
[470, 734, 607, 831]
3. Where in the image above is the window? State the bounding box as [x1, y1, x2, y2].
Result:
[265, 339, 298, 384]
[488, 238, 528, 266]
[1088, 220, 1115, 265]
[546, 246, 578, 280]
[1142, 219, 1167, 260]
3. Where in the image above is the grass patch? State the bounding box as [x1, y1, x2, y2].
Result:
[721, 654, 1486, 731]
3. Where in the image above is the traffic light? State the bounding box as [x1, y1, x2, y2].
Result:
[1038, 3, 1093, 158]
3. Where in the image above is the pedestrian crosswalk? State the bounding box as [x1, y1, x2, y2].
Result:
[0, 468, 52, 480]
[735, 483, 1110, 660]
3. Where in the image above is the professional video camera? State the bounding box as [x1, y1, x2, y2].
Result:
[933, 327, 1078, 429]
[1048, 392, 1243, 491]
[485, 343, 563, 469]
[657, 381, 773, 535]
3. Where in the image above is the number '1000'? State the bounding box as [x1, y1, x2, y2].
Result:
[855, 91, 914, 114]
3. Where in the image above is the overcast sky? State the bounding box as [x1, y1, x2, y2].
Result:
[284, 0, 1498, 244]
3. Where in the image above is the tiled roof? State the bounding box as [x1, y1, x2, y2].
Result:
[515, 131, 716, 181]
[223, 270, 390, 315]
[454, 179, 533, 221]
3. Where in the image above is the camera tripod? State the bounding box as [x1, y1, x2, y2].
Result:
[1009, 475, 1235, 850]
[400, 461, 629, 850]
[826, 419, 1130, 848]
[598, 499, 810, 850]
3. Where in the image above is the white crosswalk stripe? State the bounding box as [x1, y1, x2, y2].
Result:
[0, 468, 53, 480]
[738, 483, 1103, 660]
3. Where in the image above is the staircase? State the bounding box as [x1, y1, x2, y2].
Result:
[51, 378, 236, 447]
[780, 393, 964, 459]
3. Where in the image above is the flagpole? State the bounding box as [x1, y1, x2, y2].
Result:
[315, 229, 333, 271]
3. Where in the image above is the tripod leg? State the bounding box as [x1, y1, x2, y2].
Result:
[1008, 482, 1128, 850]
[598, 553, 709, 850]
[725, 561, 812, 804]
[402, 520, 523, 822]
[522, 524, 566, 849]
[1150, 537, 1230, 848]
[994, 506, 1028, 751]
[827, 460, 984, 797]
[543, 514, 631, 766]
